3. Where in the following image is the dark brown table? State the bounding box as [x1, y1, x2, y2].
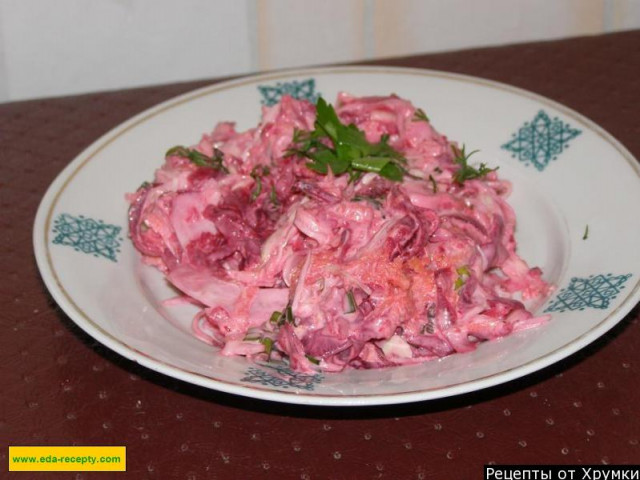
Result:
[2, 30, 639, 479]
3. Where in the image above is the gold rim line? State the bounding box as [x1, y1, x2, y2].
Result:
[42, 66, 640, 401]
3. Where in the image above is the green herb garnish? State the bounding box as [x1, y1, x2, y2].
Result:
[269, 311, 282, 325]
[583, 225, 589, 240]
[166, 146, 228, 173]
[269, 185, 279, 206]
[345, 290, 357, 314]
[352, 194, 383, 209]
[428, 174, 438, 193]
[306, 355, 320, 365]
[452, 145, 497, 185]
[413, 108, 430, 123]
[269, 304, 295, 327]
[251, 177, 262, 201]
[287, 98, 407, 182]
[260, 337, 274, 360]
[250, 165, 270, 201]
[454, 265, 471, 290]
[284, 305, 294, 325]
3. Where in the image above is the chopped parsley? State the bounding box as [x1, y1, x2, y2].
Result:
[250, 165, 270, 201]
[452, 145, 497, 185]
[269, 311, 282, 325]
[306, 355, 320, 365]
[269, 184, 279, 206]
[454, 265, 471, 290]
[345, 290, 357, 314]
[269, 304, 295, 327]
[412, 108, 430, 123]
[260, 337, 274, 360]
[287, 98, 407, 182]
[428, 174, 438, 193]
[285, 305, 294, 325]
[166, 145, 228, 173]
[352, 194, 383, 209]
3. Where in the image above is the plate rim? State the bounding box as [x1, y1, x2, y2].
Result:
[33, 65, 640, 406]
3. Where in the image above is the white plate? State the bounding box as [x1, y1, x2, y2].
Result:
[33, 67, 640, 406]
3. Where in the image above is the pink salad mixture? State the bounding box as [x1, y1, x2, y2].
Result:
[128, 93, 552, 373]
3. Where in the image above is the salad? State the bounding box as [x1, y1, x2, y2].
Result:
[128, 93, 552, 373]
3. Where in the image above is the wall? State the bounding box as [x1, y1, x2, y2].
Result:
[0, 0, 638, 103]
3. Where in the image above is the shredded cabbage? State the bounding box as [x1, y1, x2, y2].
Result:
[128, 93, 552, 373]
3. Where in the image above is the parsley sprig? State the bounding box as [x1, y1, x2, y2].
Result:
[454, 265, 471, 290]
[166, 146, 228, 173]
[287, 98, 407, 182]
[452, 145, 497, 185]
[413, 108, 430, 123]
[250, 165, 270, 201]
[352, 194, 384, 209]
[269, 304, 295, 327]
[260, 337, 274, 360]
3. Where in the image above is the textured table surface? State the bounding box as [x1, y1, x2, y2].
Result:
[1, 30, 639, 479]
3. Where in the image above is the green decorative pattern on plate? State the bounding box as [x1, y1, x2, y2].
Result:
[545, 273, 632, 313]
[258, 78, 320, 106]
[241, 364, 323, 391]
[52, 213, 123, 262]
[502, 110, 581, 171]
